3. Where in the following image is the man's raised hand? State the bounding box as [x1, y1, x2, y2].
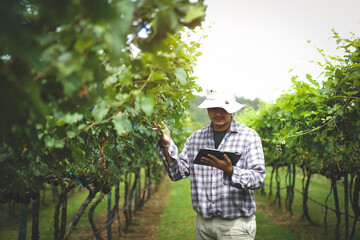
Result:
[154, 121, 170, 146]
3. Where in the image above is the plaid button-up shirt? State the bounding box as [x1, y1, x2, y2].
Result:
[157, 118, 266, 219]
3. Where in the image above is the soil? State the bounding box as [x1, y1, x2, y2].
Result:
[73, 178, 172, 240]
[116, 178, 172, 240]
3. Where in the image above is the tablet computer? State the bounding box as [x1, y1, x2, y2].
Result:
[194, 148, 242, 166]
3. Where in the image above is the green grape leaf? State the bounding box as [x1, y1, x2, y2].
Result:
[104, 75, 118, 86]
[142, 95, 155, 116]
[56, 112, 83, 126]
[306, 74, 320, 88]
[64, 112, 83, 124]
[67, 131, 76, 139]
[118, 73, 132, 86]
[175, 67, 188, 85]
[183, 5, 206, 24]
[135, 93, 155, 116]
[44, 135, 65, 149]
[152, 72, 166, 81]
[113, 113, 132, 135]
[60, 74, 82, 97]
[92, 101, 109, 122]
[71, 145, 86, 163]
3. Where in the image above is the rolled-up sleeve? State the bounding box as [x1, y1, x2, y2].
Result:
[156, 138, 190, 181]
[230, 133, 266, 189]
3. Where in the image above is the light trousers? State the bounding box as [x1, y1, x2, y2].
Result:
[195, 214, 256, 240]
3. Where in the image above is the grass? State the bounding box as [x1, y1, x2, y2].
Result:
[158, 166, 360, 240]
[256, 166, 360, 240]
[255, 210, 297, 240]
[158, 178, 196, 240]
[0, 170, 150, 239]
[158, 177, 297, 240]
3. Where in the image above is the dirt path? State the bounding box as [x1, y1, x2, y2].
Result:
[74, 178, 172, 240]
[117, 178, 172, 240]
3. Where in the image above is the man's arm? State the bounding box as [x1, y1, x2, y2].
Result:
[154, 122, 172, 165]
[230, 134, 266, 190]
[155, 122, 190, 181]
[162, 144, 172, 165]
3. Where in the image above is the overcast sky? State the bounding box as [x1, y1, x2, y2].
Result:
[193, 0, 360, 102]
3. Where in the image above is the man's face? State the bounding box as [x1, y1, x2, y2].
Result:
[207, 107, 232, 131]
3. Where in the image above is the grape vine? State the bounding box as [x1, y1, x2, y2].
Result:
[0, 0, 206, 239]
[239, 31, 360, 239]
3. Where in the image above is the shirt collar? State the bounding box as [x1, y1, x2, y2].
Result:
[229, 117, 241, 133]
[206, 117, 240, 134]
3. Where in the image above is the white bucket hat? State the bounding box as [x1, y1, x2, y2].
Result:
[197, 89, 245, 114]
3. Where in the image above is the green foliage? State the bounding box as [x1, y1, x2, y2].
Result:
[244, 31, 360, 177]
[0, 0, 206, 212]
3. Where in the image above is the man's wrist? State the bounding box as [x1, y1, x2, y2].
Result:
[225, 166, 233, 176]
[162, 141, 170, 148]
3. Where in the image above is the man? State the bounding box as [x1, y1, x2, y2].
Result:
[155, 89, 266, 240]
